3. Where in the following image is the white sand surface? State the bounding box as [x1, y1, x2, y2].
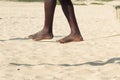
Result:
[0, 1, 120, 80]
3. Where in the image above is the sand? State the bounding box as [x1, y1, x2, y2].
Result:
[0, 1, 120, 80]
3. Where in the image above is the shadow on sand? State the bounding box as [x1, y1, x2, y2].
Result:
[0, 34, 120, 42]
[10, 57, 120, 67]
[0, 37, 30, 42]
[0, 36, 62, 42]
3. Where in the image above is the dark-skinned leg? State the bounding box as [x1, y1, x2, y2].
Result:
[57, 0, 83, 43]
[28, 0, 56, 41]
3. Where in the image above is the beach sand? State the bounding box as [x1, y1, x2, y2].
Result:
[0, 1, 120, 80]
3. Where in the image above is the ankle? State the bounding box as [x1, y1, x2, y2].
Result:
[71, 31, 81, 35]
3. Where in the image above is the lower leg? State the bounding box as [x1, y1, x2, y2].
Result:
[28, 0, 56, 41]
[58, 0, 83, 43]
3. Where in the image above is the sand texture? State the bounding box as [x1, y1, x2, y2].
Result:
[0, 1, 120, 80]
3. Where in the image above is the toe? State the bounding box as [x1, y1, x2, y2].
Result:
[28, 35, 33, 39]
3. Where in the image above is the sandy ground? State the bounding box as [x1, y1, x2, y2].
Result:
[0, 1, 120, 80]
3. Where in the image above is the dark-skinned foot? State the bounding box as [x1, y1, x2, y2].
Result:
[28, 30, 53, 41]
[57, 34, 83, 43]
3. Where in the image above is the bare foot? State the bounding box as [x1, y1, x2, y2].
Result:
[28, 30, 53, 41]
[57, 34, 83, 43]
